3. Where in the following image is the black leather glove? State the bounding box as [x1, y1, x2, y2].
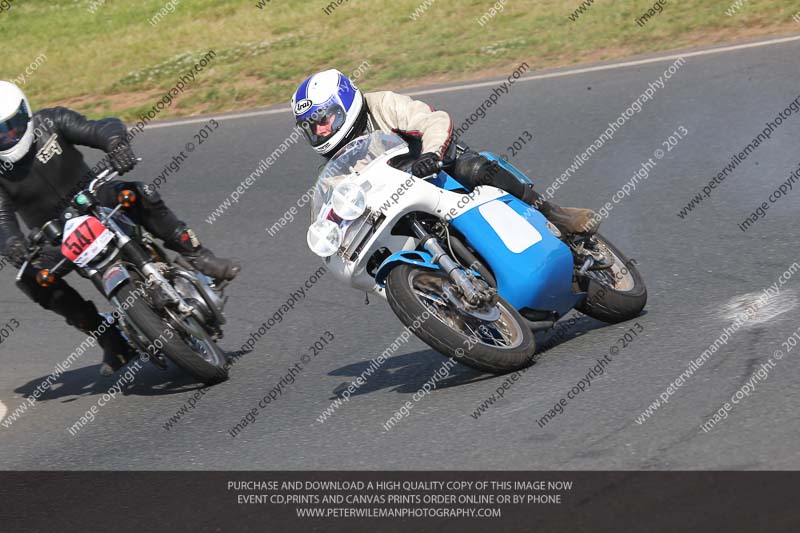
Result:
[3, 236, 28, 268]
[108, 139, 137, 175]
[411, 152, 442, 177]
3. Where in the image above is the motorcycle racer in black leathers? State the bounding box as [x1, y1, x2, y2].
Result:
[0, 81, 240, 376]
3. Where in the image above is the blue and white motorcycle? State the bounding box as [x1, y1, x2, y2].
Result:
[307, 132, 646, 373]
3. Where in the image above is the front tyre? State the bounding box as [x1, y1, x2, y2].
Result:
[575, 234, 647, 323]
[117, 282, 229, 385]
[385, 265, 536, 374]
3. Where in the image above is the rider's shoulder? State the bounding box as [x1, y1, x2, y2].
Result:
[35, 106, 81, 123]
[364, 90, 388, 104]
[365, 90, 408, 103]
[366, 91, 418, 111]
[37, 106, 74, 115]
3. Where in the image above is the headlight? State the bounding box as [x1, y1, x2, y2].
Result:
[307, 219, 343, 257]
[332, 182, 367, 220]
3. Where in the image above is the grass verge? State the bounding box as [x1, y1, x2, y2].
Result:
[1, 0, 798, 120]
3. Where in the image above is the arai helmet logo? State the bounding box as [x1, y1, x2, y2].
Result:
[294, 99, 312, 115]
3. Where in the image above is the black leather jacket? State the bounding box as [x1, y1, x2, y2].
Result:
[0, 107, 127, 252]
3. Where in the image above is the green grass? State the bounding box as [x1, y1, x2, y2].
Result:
[1, 0, 797, 120]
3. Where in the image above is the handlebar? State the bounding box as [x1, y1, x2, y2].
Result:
[87, 167, 119, 195]
[27, 228, 46, 248]
[410, 157, 455, 180]
[438, 157, 457, 170]
[15, 237, 68, 284]
[87, 157, 142, 194]
[14, 157, 142, 283]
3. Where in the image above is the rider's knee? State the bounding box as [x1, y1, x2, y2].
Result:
[453, 151, 493, 189]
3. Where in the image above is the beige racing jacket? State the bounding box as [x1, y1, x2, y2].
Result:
[364, 91, 454, 158]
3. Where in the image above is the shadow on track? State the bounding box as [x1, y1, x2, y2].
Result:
[325, 313, 626, 401]
[12, 350, 250, 403]
[533, 312, 619, 355]
[327, 349, 500, 400]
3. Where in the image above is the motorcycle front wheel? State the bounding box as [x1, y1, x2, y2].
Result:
[385, 265, 536, 374]
[116, 281, 229, 385]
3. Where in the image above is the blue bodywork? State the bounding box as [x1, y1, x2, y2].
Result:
[375, 250, 440, 287]
[376, 153, 582, 319]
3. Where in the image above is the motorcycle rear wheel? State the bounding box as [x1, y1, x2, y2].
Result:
[385, 265, 536, 374]
[575, 234, 647, 323]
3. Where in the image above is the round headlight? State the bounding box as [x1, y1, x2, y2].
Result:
[307, 219, 343, 257]
[332, 182, 367, 221]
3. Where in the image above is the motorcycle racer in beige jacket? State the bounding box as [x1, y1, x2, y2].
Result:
[291, 69, 598, 235]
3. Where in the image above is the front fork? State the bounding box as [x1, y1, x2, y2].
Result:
[409, 220, 495, 308]
[104, 216, 194, 317]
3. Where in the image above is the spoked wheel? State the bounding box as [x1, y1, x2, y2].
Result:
[386, 265, 536, 374]
[117, 278, 229, 385]
[575, 234, 647, 323]
[173, 313, 228, 367]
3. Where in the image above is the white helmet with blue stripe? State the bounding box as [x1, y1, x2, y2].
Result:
[292, 69, 366, 157]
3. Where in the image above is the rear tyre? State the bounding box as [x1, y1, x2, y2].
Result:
[575, 234, 647, 323]
[117, 282, 229, 385]
[385, 265, 536, 374]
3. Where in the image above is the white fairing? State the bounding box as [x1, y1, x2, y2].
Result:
[0, 81, 34, 163]
[308, 133, 505, 298]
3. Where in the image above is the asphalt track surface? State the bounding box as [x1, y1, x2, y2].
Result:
[1, 37, 799, 470]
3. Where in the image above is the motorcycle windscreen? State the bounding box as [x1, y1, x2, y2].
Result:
[310, 132, 409, 223]
[451, 196, 579, 317]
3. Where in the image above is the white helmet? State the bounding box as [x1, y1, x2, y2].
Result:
[291, 69, 367, 157]
[0, 81, 34, 164]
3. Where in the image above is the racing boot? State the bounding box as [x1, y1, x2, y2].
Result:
[165, 226, 241, 282]
[519, 185, 601, 236]
[67, 314, 135, 377]
[97, 325, 137, 377]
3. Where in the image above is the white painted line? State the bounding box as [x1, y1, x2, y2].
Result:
[140, 34, 800, 131]
[143, 108, 288, 129]
[0, 400, 7, 424]
[406, 34, 800, 97]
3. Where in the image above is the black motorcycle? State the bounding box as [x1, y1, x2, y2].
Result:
[16, 166, 231, 384]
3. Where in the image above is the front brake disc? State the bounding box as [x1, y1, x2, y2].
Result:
[442, 282, 501, 322]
